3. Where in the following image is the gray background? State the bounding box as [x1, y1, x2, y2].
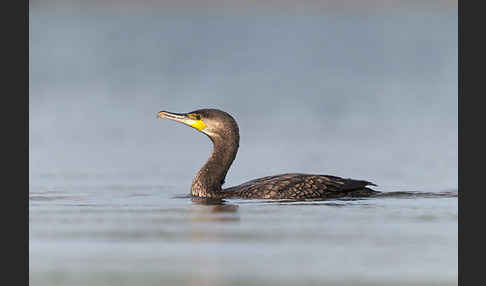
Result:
[29, 1, 457, 192]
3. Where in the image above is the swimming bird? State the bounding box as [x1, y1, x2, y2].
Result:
[157, 109, 379, 200]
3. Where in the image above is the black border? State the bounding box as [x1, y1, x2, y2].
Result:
[6, 0, 28, 285]
[459, 0, 486, 285]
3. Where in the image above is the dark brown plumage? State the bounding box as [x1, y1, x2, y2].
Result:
[157, 108, 379, 200]
[223, 173, 377, 199]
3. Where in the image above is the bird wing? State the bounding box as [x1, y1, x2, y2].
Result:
[223, 173, 376, 199]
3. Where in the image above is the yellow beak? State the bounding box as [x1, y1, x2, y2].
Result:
[157, 111, 207, 131]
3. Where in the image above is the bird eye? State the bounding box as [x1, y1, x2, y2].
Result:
[195, 114, 201, 120]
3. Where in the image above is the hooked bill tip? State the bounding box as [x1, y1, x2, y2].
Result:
[157, 110, 187, 121]
[157, 111, 167, 118]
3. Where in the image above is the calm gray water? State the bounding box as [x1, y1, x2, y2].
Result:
[30, 4, 457, 286]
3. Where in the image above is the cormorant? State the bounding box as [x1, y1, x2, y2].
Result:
[157, 109, 379, 199]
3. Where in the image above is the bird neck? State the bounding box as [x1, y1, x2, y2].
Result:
[191, 133, 239, 198]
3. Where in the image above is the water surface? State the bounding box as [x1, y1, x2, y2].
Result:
[30, 182, 457, 286]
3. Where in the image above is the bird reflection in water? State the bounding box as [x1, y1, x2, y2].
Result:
[190, 197, 240, 222]
[186, 198, 240, 245]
